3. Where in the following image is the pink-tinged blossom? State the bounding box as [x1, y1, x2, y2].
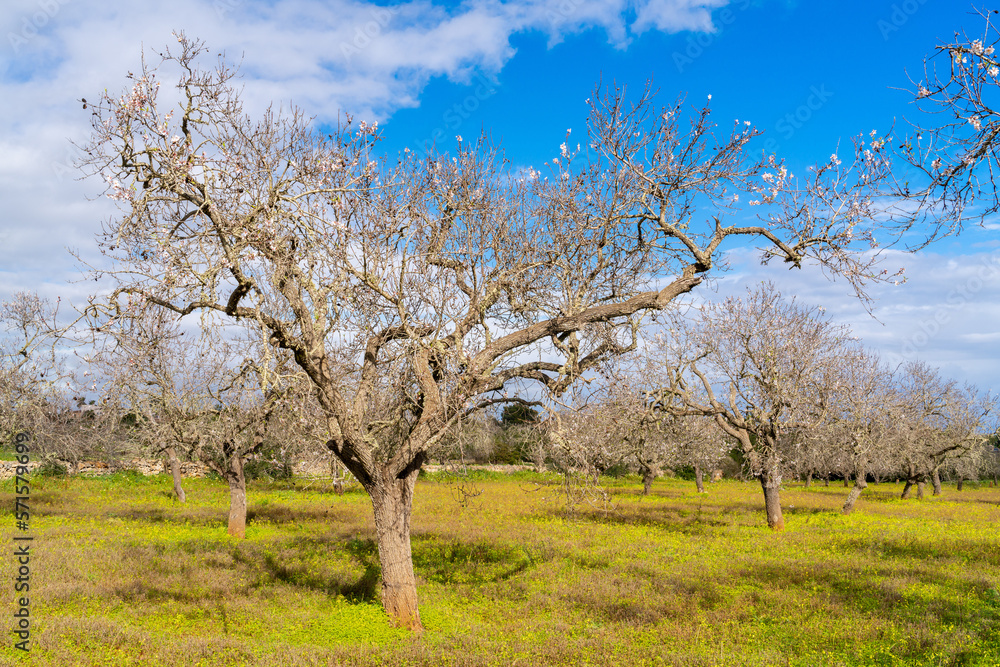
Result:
[357, 120, 378, 137]
[105, 176, 132, 202]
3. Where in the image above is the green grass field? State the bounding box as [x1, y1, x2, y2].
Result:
[1, 471, 998, 666]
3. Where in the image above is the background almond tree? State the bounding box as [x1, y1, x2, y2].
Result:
[647, 284, 853, 530]
[94, 300, 318, 535]
[823, 346, 899, 514]
[894, 361, 995, 500]
[92, 304, 217, 502]
[1, 293, 68, 444]
[79, 35, 904, 628]
[0, 292, 109, 468]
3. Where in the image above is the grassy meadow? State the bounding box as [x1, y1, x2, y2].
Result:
[1, 469, 998, 666]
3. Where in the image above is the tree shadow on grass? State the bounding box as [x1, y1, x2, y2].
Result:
[834, 534, 1000, 569]
[225, 536, 381, 603]
[539, 502, 742, 536]
[107, 506, 221, 526]
[739, 559, 1000, 631]
[562, 564, 731, 626]
[410, 536, 535, 585]
[114, 580, 213, 604]
[102, 500, 359, 531]
[246, 502, 359, 525]
[781, 506, 831, 516]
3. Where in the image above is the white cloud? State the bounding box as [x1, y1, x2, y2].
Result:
[3, 0, 733, 122]
[632, 0, 729, 35]
[707, 246, 1000, 395]
[0, 0, 737, 311]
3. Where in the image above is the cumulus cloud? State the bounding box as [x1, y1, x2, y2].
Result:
[632, 0, 729, 35]
[0, 0, 735, 307]
[3, 0, 732, 121]
[707, 246, 1000, 394]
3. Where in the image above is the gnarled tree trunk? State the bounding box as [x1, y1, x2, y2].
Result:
[901, 462, 917, 499]
[223, 442, 247, 539]
[956, 477, 964, 491]
[759, 472, 784, 531]
[641, 464, 657, 495]
[368, 467, 422, 631]
[164, 445, 186, 503]
[842, 464, 867, 514]
[694, 463, 705, 494]
[332, 459, 346, 496]
[931, 466, 942, 496]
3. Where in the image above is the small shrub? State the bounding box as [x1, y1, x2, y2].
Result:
[674, 465, 697, 481]
[603, 462, 632, 479]
[244, 457, 293, 481]
[37, 458, 68, 477]
[489, 437, 523, 464]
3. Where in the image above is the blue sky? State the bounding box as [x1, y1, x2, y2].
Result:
[1, 0, 998, 395]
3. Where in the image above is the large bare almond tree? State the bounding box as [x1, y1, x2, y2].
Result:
[79, 35, 902, 628]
